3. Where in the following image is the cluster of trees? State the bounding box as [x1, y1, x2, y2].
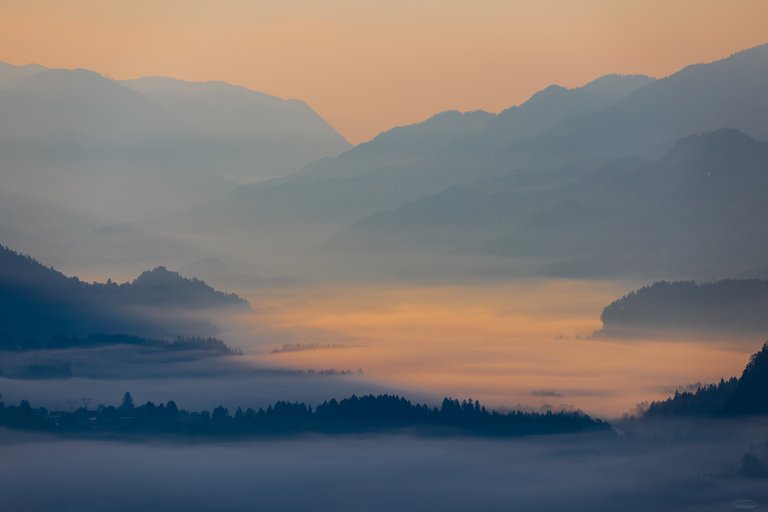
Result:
[643, 378, 738, 417]
[643, 342, 768, 417]
[0, 393, 610, 438]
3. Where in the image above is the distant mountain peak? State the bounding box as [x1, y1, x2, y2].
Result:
[132, 266, 184, 285]
[514, 74, 655, 113]
[129, 265, 249, 309]
[27, 67, 112, 86]
[579, 73, 655, 98]
[0, 61, 47, 84]
[519, 84, 570, 106]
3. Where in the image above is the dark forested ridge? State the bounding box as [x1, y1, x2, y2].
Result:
[643, 343, 768, 417]
[0, 244, 249, 346]
[0, 393, 610, 439]
[597, 279, 768, 337]
[643, 378, 739, 418]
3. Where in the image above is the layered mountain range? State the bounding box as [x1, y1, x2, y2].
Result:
[3, 44, 768, 283]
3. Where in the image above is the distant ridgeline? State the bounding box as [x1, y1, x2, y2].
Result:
[0, 244, 249, 349]
[643, 342, 768, 417]
[597, 279, 768, 337]
[0, 393, 610, 439]
[7, 333, 240, 355]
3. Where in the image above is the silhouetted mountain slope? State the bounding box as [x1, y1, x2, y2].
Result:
[187, 110, 497, 236]
[723, 343, 768, 415]
[0, 61, 46, 84]
[7, 45, 768, 283]
[173, 46, 768, 278]
[521, 44, 768, 160]
[0, 63, 348, 175]
[598, 280, 768, 337]
[287, 109, 495, 184]
[122, 266, 249, 309]
[0, 245, 249, 346]
[0, 68, 202, 149]
[122, 76, 349, 179]
[317, 46, 768, 261]
[162, 75, 652, 268]
[259, 74, 649, 193]
[644, 378, 739, 418]
[527, 129, 768, 277]
[332, 128, 768, 280]
[0, 186, 97, 258]
[0, 62, 349, 228]
[644, 343, 768, 417]
[461, 74, 654, 153]
[0, 66, 234, 219]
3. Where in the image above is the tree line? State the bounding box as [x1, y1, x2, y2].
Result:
[0, 393, 610, 439]
[643, 342, 768, 417]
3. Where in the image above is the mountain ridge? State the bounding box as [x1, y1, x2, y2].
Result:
[0, 244, 249, 346]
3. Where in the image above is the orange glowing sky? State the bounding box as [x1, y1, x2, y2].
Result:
[1, 0, 766, 143]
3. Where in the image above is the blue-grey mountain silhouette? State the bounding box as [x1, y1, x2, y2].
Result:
[597, 279, 768, 337]
[331, 128, 768, 280]
[0, 62, 349, 227]
[160, 74, 654, 273]
[0, 244, 249, 347]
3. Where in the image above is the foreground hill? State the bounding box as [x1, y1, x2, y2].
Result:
[644, 342, 768, 417]
[0, 244, 249, 346]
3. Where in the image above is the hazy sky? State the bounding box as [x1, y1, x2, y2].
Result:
[1, 0, 766, 143]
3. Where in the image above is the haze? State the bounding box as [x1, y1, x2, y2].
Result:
[3, 5, 768, 510]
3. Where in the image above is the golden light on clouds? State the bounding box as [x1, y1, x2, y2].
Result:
[1, 0, 766, 142]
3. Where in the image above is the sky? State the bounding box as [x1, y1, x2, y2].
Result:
[1, 1, 767, 143]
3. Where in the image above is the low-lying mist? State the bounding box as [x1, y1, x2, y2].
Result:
[221, 279, 760, 418]
[3, 279, 761, 420]
[1, 420, 766, 512]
